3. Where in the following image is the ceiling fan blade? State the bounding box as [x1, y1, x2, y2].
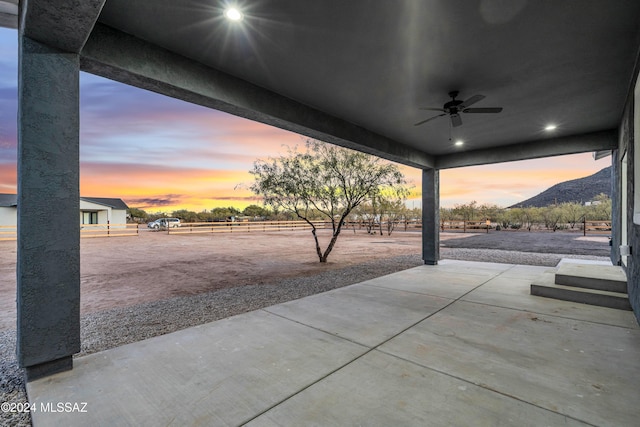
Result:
[414, 113, 446, 126]
[460, 94, 485, 108]
[451, 114, 463, 127]
[463, 107, 503, 113]
[419, 107, 446, 112]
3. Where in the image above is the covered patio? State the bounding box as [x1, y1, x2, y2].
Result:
[2, 5, 640, 427]
[28, 260, 640, 426]
[4, 0, 639, 381]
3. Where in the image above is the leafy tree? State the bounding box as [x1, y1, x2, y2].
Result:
[559, 202, 584, 229]
[127, 207, 148, 222]
[270, 209, 297, 221]
[439, 207, 454, 222]
[541, 205, 563, 231]
[452, 201, 478, 221]
[477, 203, 501, 222]
[585, 193, 612, 220]
[439, 207, 455, 230]
[147, 212, 168, 221]
[353, 196, 381, 234]
[196, 210, 214, 222]
[210, 206, 241, 221]
[250, 139, 408, 262]
[495, 208, 512, 229]
[379, 196, 409, 236]
[242, 204, 271, 219]
[406, 207, 422, 221]
[171, 209, 199, 223]
[508, 207, 538, 231]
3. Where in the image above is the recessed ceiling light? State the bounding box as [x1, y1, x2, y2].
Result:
[224, 7, 243, 21]
[454, 140, 464, 146]
[545, 124, 557, 131]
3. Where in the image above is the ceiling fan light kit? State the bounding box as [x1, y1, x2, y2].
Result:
[415, 91, 503, 127]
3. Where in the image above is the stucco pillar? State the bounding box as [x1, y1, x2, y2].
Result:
[422, 168, 440, 265]
[17, 36, 80, 380]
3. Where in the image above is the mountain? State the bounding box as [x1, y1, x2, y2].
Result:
[510, 166, 611, 208]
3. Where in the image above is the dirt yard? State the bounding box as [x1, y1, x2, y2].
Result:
[0, 229, 424, 331]
[0, 228, 611, 331]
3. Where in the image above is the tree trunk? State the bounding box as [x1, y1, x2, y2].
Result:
[310, 225, 324, 262]
[321, 230, 341, 262]
[319, 213, 350, 262]
[387, 220, 395, 236]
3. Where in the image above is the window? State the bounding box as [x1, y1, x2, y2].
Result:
[82, 211, 98, 224]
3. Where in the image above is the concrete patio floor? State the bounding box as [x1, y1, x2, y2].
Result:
[27, 260, 640, 426]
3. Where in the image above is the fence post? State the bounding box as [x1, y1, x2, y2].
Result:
[583, 217, 586, 236]
[463, 220, 467, 233]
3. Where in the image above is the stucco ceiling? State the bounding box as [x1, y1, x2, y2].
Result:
[94, 0, 640, 161]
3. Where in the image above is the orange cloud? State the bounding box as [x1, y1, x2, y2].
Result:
[80, 161, 261, 212]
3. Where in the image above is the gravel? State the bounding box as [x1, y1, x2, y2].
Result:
[0, 248, 611, 427]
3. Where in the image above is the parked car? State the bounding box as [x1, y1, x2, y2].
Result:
[147, 218, 181, 229]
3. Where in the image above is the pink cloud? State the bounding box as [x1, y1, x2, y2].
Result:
[0, 163, 16, 192]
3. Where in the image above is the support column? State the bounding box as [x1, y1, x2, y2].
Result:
[422, 168, 440, 265]
[17, 36, 80, 380]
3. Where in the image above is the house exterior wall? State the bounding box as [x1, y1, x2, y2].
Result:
[0, 201, 127, 228]
[78, 200, 127, 226]
[0, 206, 17, 226]
[109, 209, 127, 225]
[97, 210, 110, 223]
[611, 147, 620, 264]
[616, 51, 640, 323]
[631, 73, 640, 323]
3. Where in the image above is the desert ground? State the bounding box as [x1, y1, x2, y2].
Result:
[0, 228, 423, 330]
[0, 228, 610, 331]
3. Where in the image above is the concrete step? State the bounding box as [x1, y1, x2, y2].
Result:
[555, 263, 627, 293]
[531, 272, 632, 311]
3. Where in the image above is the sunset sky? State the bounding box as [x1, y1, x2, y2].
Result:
[0, 27, 610, 213]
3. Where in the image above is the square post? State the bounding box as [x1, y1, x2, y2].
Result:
[17, 36, 81, 380]
[422, 168, 440, 265]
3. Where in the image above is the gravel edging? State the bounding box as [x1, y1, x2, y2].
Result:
[0, 249, 611, 427]
[440, 247, 610, 266]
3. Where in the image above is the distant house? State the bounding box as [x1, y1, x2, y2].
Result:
[0, 194, 17, 227]
[0, 194, 129, 227]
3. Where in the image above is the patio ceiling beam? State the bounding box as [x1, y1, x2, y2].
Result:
[80, 23, 434, 169]
[20, 0, 105, 53]
[435, 129, 618, 169]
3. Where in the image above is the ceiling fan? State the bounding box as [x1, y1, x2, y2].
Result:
[414, 91, 503, 127]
